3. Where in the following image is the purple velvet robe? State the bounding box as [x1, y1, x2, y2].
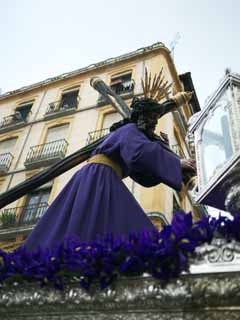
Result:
[23, 124, 182, 251]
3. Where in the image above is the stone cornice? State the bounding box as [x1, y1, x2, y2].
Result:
[0, 42, 168, 102]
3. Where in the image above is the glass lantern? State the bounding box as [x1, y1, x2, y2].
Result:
[189, 72, 240, 214]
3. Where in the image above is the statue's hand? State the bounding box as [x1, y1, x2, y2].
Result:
[180, 159, 196, 184]
[181, 158, 196, 171]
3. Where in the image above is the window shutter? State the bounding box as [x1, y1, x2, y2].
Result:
[0, 138, 17, 154]
[45, 124, 69, 143]
[102, 112, 122, 129]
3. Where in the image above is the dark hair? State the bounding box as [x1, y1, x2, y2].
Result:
[110, 97, 163, 132]
[109, 118, 131, 132]
[130, 97, 162, 122]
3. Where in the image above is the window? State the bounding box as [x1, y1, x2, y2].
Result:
[102, 112, 122, 129]
[59, 89, 79, 109]
[110, 72, 134, 95]
[15, 102, 33, 121]
[24, 124, 69, 167]
[0, 138, 17, 154]
[98, 73, 133, 104]
[38, 124, 69, 158]
[45, 124, 69, 143]
[21, 188, 51, 224]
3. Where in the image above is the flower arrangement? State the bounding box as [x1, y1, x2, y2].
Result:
[0, 211, 239, 291]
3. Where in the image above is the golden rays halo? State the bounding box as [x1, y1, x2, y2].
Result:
[141, 67, 172, 102]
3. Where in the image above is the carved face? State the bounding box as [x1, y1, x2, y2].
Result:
[145, 112, 161, 131]
[135, 111, 161, 137]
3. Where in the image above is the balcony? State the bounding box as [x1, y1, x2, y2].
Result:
[112, 79, 134, 95]
[44, 100, 78, 120]
[0, 202, 48, 240]
[98, 79, 134, 105]
[24, 139, 68, 169]
[86, 128, 109, 145]
[0, 152, 14, 174]
[0, 113, 25, 133]
[0, 202, 48, 229]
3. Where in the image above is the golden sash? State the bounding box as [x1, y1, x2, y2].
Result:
[87, 154, 122, 179]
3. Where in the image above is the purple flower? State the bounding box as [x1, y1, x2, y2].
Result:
[172, 211, 193, 240]
[0, 211, 240, 290]
[119, 255, 145, 276]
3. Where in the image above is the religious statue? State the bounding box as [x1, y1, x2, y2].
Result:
[0, 69, 196, 251]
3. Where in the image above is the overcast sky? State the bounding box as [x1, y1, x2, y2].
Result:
[1, 0, 239, 106]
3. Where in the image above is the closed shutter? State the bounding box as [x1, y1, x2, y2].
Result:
[0, 138, 17, 154]
[102, 112, 121, 129]
[41, 124, 69, 157]
[45, 124, 69, 143]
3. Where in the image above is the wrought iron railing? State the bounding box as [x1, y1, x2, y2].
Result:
[25, 139, 68, 165]
[98, 80, 134, 103]
[86, 128, 109, 145]
[112, 79, 134, 95]
[45, 100, 78, 115]
[0, 113, 24, 130]
[0, 202, 49, 228]
[0, 153, 14, 173]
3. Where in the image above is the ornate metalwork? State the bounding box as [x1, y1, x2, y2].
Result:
[1, 238, 240, 319]
[141, 67, 171, 101]
[0, 202, 49, 229]
[223, 166, 240, 212]
[97, 79, 134, 106]
[45, 100, 78, 118]
[0, 113, 25, 133]
[24, 139, 68, 169]
[193, 238, 240, 264]
[0, 274, 240, 319]
[86, 128, 110, 145]
[225, 184, 240, 212]
[188, 73, 240, 213]
[113, 79, 134, 96]
[0, 152, 14, 174]
[0, 113, 24, 128]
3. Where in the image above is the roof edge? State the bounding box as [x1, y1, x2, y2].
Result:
[0, 42, 169, 101]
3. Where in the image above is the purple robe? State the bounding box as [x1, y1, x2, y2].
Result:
[23, 124, 182, 251]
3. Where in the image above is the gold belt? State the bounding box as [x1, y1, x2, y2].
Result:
[86, 154, 123, 179]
